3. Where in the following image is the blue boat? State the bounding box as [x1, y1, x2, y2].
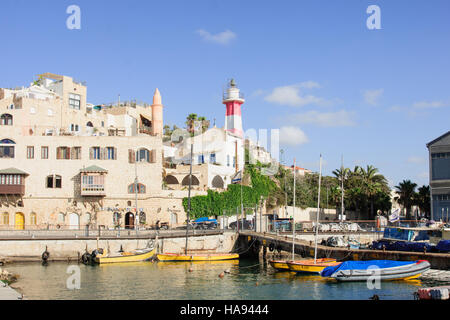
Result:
[320, 260, 430, 282]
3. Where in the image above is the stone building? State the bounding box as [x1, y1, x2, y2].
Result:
[0, 73, 192, 230]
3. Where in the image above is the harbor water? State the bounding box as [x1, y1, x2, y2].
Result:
[6, 259, 448, 300]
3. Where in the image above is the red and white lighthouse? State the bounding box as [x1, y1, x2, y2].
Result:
[223, 79, 245, 137]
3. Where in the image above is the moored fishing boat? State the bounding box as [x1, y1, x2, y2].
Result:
[95, 247, 156, 264]
[157, 252, 239, 262]
[286, 259, 341, 274]
[320, 260, 431, 281]
[269, 260, 290, 271]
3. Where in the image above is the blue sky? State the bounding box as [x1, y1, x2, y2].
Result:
[1, 0, 449, 187]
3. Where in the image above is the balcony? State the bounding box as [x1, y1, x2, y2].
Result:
[0, 184, 25, 195]
[80, 165, 107, 197]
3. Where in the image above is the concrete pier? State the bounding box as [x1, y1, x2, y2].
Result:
[0, 282, 22, 300]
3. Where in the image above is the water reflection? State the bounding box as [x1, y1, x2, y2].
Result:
[5, 260, 437, 300]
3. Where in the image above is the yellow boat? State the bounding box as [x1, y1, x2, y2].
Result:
[287, 259, 341, 274]
[270, 258, 337, 272]
[268, 260, 291, 271]
[157, 252, 239, 262]
[95, 248, 156, 264]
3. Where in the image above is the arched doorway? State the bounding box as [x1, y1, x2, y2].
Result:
[14, 212, 25, 230]
[69, 213, 80, 230]
[125, 212, 135, 229]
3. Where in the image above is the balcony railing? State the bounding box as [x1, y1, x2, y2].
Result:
[81, 184, 106, 197]
[0, 184, 25, 195]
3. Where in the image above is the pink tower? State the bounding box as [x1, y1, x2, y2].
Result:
[151, 88, 163, 136]
[223, 79, 245, 137]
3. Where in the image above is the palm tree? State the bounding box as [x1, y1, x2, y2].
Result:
[185, 113, 198, 134]
[395, 180, 418, 220]
[357, 165, 388, 219]
[415, 185, 431, 219]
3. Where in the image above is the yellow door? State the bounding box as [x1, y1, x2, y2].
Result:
[15, 213, 25, 230]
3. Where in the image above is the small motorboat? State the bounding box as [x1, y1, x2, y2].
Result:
[320, 260, 431, 281]
[269, 258, 338, 272]
[95, 247, 156, 264]
[156, 252, 239, 262]
[286, 258, 341, 274]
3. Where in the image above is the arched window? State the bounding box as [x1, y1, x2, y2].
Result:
[84, 213, 91, 224]
[182, 175, 200, 186]
[212, 175, 224, 189]
[128, 183, 146, 194]
[46, 175, 62, 188]
[0, 114, 13, 126]
[57, 213, 65, 223]
[164, 175, 179, 185]
[0, 139, 15, 158]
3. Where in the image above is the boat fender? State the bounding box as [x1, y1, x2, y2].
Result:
[41, 248, 50, 262]
[269, 243, 275, 252]
[81, 252, 91, 265]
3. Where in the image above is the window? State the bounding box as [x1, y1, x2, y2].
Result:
[128, 183, 146, 194]
[41, 146, 49, 159]
[57, 213, 65, 223]
[0, 174, 22, 185]
[69, 93, 81, 110]
[72, 147, 82, 160]
[91, 147, 101, 160]
[0, 139, 15, 159]
[198, 155, 204, 164]
[46, 175, 62, 188]
[431, 153, 450, 181]
[47, 109, 54, 116]
[27, 146, 34, 159]
[2, 213, 9, 225]
[0, 114, 13, 125]
[233, 156, 236, 168]
[30, 213, 37, 225]
[30, 107, 36, 114]
[106, 147, 115, 160]
[210, 153, 216, 164]
[227, 155, 230, 167]
[137, 148, 150, 162]
[56, 147, 70, 159]
[101, 121, 105, 127]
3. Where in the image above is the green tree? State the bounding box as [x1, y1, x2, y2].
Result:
[414, 185, 431, 218]
[394, 180, 418, 220]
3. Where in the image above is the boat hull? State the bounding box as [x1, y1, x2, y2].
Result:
[157, 253, 239, 262]
[269, 260, 290, 271]
[287, 259, 341, 274]
[323, 260, 430, 282]
[96, 248, 156, 264]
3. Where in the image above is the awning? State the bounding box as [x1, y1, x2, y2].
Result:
[80, 165, 108, 173]
[0, 168, 29, 175]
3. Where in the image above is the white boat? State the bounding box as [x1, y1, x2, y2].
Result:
[320, 260, 430, 282]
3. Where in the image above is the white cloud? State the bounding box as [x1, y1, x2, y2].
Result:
[287, 110, 356, 127]
[264, 82, 333, 107]
[417, 171, 429, 180]
[196, 29, 236, 45]
[279, 126, 309, 146]
[412, 100, 447, 109]
[363, 89, 384, 106]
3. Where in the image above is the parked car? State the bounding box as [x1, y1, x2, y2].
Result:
[229, 219, 253, 230]
[193, 221, 218, 230]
